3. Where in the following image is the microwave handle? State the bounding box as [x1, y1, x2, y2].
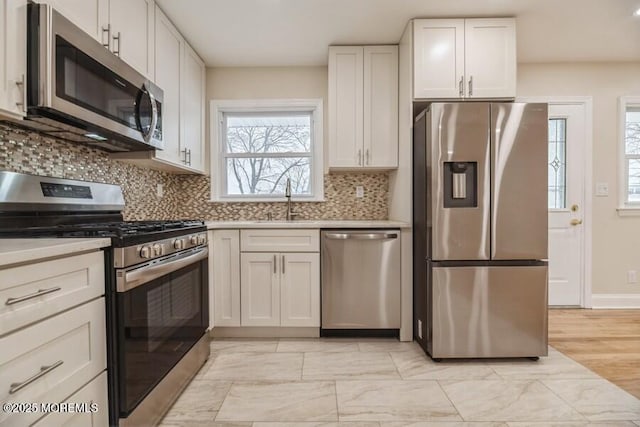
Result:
[148, 88, 158, 143]
[136, 85, 158, 143]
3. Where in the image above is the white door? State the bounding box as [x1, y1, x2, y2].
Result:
[240, 252, 280, 326]
[109, 0, 154, 79]
[464, 18, 516, 99]
[181, 42, 206, 172]
[412, 19, 465, 99]
[280, 253, 320, 327]
[0, 0, 27, 119]
[154, 6, 182, 164]
[363, 45, 398, 168]
[547, 103, 586, 306]
[328, 46, 364, 168]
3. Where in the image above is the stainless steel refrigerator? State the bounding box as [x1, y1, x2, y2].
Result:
[413, 102, 549, 359]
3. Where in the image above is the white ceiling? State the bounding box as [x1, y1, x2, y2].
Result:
[155, 0, 640, 67]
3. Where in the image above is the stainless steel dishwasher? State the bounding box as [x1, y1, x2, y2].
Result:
[321, 230, 401, 333]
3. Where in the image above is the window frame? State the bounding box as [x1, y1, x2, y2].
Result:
[618, 96, 640, 214]
[210, 99, 324, 202]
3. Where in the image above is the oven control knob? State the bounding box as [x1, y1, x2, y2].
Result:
[140, 245, 151, 259]
[190, 235, 198, 245]
[173, 239, 184, 250]
[198, 235, 206, 245]
[152, 244, 162, 256]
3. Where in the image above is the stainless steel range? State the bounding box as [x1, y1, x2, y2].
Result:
[0, 171, 210, 426]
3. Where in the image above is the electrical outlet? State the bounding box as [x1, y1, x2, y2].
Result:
[595, 182, 609, 197]
[628, 270, 638, 284]
[355, 186, 364, 198]
[156, 184, 164, 198]
[418, 319, 423, 339]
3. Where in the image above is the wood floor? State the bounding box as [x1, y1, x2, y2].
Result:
[549, 308, 640, 399]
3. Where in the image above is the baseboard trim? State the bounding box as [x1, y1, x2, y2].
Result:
[210, 326, 320, 338]
[591, 294, 640, 309]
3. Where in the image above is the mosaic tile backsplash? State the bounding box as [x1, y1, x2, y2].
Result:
[0, 124, 389, 221]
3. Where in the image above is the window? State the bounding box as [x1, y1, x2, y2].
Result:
[211, 99, 323, 202]
[548, 118, 567, 209]
[619, 96, 640, 209]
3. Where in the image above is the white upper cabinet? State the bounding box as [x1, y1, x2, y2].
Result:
[111, 4, 206, 174]
[45, 0, 108, 43]
[329, 46, 363, 168]
[154, 6, 182, 165]
[363, 46, 398, 168]
[181, 43, 206, 172]
[328, 45, 398, 170]
[413, 18, 516, 100]
[42, 0, 154, 79]
[413, 19, 465, 99]
[0, 0, 27, 119]
[464, 19, 516, 99]
[108, 0, 155, 80]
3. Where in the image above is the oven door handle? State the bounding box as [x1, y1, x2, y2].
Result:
[117, 247, 208, 292]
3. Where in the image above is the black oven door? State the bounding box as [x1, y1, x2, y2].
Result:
[116, 250, 208, 416]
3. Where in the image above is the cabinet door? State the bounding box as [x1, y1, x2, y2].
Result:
[45, 0, 108, 43]
[109, 0, 154, 79]
[32, 372, 108, 427]
[241, 253, 280, 326]
[464, 18, 516, 99]
[212, 230, 240, 327]
[154, 5, 182, 164]
[180, 42, 206, 172]
[363, 46, 398, 168]
[328, 46, 364, 168]
[280, 253, 320, 327]
[0, 0, 27, 118]
[413, 19, 465, 99]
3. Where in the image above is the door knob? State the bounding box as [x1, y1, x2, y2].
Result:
[570, 219, 583, 226]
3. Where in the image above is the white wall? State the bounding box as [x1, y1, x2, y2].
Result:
[518, 62, 640, 295]
[206, 66, 329, 172]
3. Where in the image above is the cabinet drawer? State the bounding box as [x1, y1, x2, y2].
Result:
[240, 229, 319, 252]
[0, 298, 107, 426]
[0, 251, 105, 336]
[32, 372, 109, 427]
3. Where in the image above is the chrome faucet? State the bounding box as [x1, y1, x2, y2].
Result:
[285, 178, 299, 221]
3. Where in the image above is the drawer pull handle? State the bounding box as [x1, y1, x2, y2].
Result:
[5, 287, 62, 305]
[9, 360, 64, 394]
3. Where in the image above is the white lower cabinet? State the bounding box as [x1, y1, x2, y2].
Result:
[241, 252, 281, 326]
[0, 298, 107, 426]
[211, 229, 321, 330]
[32, 372, 109, 427]
[240, 252, 320, 327]
[280, 253, 320, 327]
[211, 230, 241, 327]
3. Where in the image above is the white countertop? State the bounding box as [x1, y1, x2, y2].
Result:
[206, 220, 410, 229]
[0, 238, 112, 267]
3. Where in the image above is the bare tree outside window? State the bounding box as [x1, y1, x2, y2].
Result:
[625, 107, 640, 202]
[223, 113, 313, 196]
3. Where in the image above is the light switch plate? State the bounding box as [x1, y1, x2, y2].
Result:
[156, 184, 164, 198]
[355, 186, 364, 198]
[595, 182, 609, 197]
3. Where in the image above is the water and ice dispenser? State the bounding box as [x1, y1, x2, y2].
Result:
[443, 162, 477, 208]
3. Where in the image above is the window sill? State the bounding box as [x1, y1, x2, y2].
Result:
[616, 207, 640, 217]
[211, 197, 326, 203]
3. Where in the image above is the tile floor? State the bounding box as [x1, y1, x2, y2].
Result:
[160, 338, 640, 427]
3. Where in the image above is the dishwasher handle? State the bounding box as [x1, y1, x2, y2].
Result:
[324, 232, 398, 240]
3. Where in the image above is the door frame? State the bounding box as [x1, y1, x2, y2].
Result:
[517, 96, 593, 308]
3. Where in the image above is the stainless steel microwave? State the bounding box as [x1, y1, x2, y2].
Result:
[23, 3, 163, 152]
